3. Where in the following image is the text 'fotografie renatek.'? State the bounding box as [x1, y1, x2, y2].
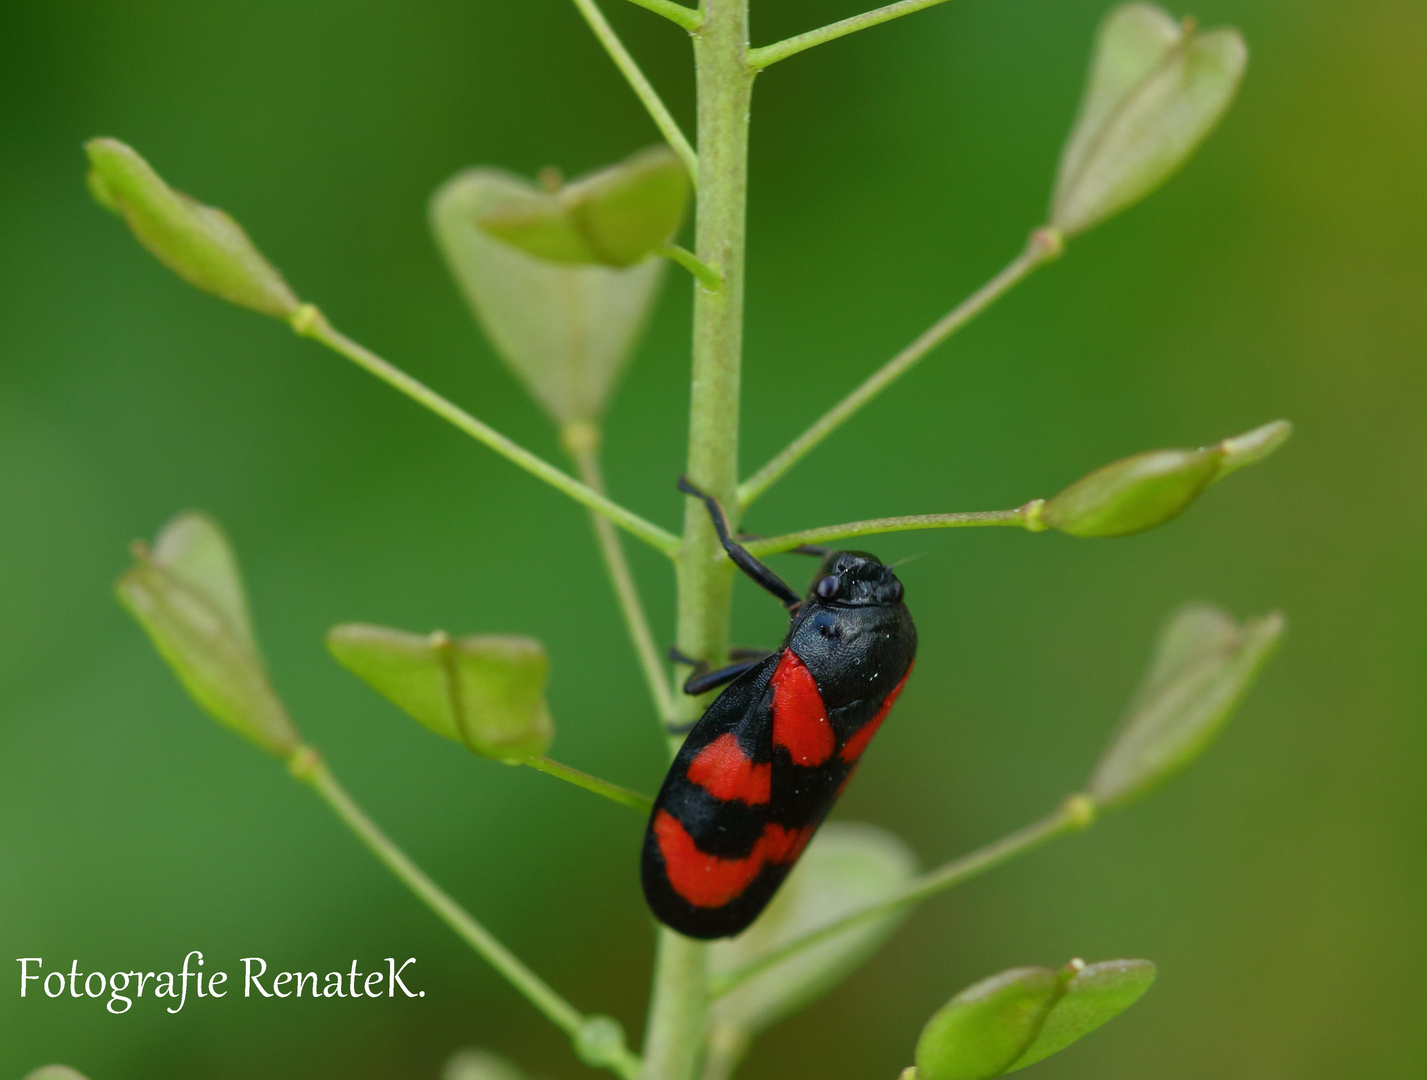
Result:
[16, 953, 424, 1014]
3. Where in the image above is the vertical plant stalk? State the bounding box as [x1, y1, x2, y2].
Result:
[564, 423, 676, 723]
[642, 2, 753, 1078]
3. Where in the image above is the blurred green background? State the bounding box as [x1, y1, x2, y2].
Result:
[2, 0, 1423, 1077]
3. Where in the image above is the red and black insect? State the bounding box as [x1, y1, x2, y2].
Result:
[641, 479, 917, 939]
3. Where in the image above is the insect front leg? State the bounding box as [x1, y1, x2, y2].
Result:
[677, 477, 802, 610]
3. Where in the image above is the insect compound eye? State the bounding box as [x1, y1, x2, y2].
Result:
[887, 579, 904, 603]
[815, 574, 842, 600]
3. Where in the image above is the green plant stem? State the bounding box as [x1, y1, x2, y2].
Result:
[709, 795, 1097, 998]
[289, 305, 680, 557]
[738, 229, 1062, 508]
[565, 426, 676, 724]
[293, 752, 642, 1080]
[643, 3, 753, 1078]
[748, 0, 962, 70]
[622, 0, 703, 32]
[658, 244, 725, 292]
[526, 756, 654, 813]
[572, 0, 700, 181]
[742, 502, 1045, 557]
[700, 1021, 751, 1080]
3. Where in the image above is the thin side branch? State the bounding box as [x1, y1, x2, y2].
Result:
[295, 754, 643, 1080]
[738, 229, 1062, 508]
[289, 306, 680, 557]
[658, 244, 725, 292]
[526, 755, 655, 814]
[622, 0, 703, 31]
[572, 0, 699, 181]
[565, 427, 676, 723]
[709, 794, 1097, 998]
[741, 503, 1044, 558]
[748, 0, 960, 70]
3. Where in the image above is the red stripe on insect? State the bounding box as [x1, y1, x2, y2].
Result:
[839, 662, 913, 764]
[687, 733, 772, 805]
[771, 651, 834, 766]
[654, 811, 765, 908]
[654, 812, 817, 909]
[762, 822, 814, 864]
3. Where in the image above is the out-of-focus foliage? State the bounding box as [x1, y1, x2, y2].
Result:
[86, 138, 299, 318]
[431, 165, 668, 425]
[1050, 3, 1247, 235]
[710, 823, 918, 1036]
[2, 1, 1422, 1079]
[115, 513, 299, 758]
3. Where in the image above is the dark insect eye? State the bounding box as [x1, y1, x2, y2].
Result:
[888, 580, 904, 602]
[815, 574, 841, 599]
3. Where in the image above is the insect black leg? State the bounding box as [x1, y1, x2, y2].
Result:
[667, 646, 775, 695]
[668, 645, 700, 667]
[682, 656, 773, 696]
[677, 477, 802, 610]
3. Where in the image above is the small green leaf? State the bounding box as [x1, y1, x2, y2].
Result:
[116, 513, 299, 758]
[1040, 420, 1291, 537]
[1008, 960, 1157, 1070]
[85, 138, 299, 318]
[442, 1048, 528, 1080]
[477, 146, 689, 268]
[1090, 603, 1285, 808]
[711, 823, 918, 1034]
[327, 624, 554, 762]
[431, 167, 667, 425]
[1051, 3, 1248, 236]
[915, 967, 1062, 1080]
[24, 1068, 91, 1080]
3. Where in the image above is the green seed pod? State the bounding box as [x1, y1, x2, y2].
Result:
[327, 624, 554, 762]
[1042, 446, 1222, 537]
[1007, 960, 1157, 1070]
[431, 166, 667, 426]
[1042, 420, 1291, 537]
[476, 145, 689, 268]
[115, 513, 300, 758]
[85, 138, 299, 318]
[915, 967, 1062, 1080]
[1051, 3, 1248, 237]
[1090, 603, 1285, 809]
[912, 959, 1156, 1080]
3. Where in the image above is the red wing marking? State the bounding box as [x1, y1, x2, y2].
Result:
[654, 811, 817, 909]
[839, 662, 913, 764]
[762, 822, 814, 864]
[654, 810, 765, 908]
[687, 733, 772, 805]
[771, 651, 834, 766]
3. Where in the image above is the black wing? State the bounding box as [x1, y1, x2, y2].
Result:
[640, 654, 786, 939]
